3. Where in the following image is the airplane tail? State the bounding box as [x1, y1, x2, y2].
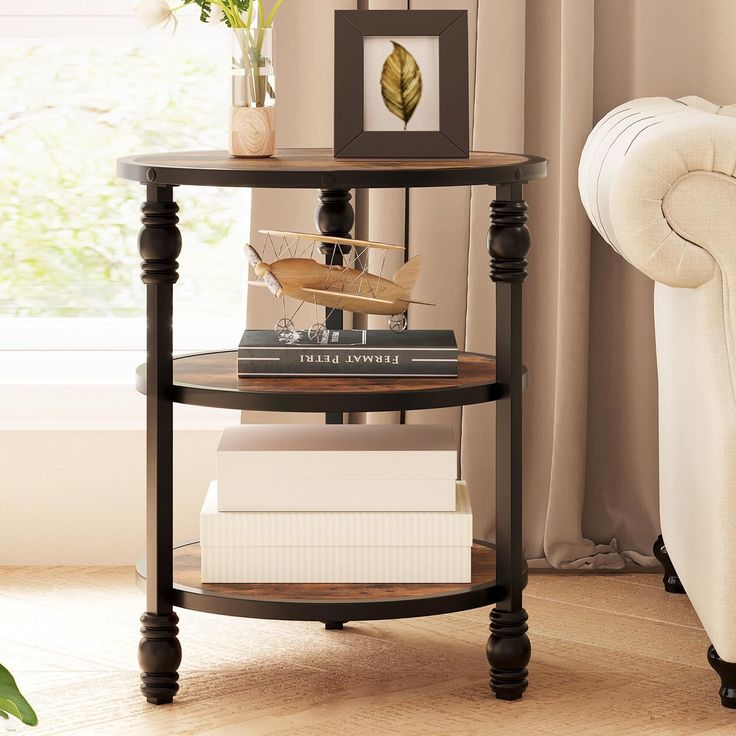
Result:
[393, 256, 421, 294]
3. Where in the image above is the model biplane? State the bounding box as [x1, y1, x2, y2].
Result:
[245, 229, 434, 341]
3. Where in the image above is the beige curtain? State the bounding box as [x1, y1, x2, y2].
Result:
[247, 0, 736, 568]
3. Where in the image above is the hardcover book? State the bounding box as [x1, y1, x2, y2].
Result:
[216, 424, 458, 511]
[237, 329, 458, 377]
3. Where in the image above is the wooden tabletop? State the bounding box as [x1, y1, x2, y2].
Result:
[117, 148, 547, 189]
[134, 350, 514, 413]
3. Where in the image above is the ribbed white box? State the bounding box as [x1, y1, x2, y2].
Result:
[199, 480, 472, 583]
[201, 480, 472, 547]
[200, 546, 471, 584]
[216, 424, 458, 511]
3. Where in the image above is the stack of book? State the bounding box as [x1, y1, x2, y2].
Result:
[237, 329, 458, 377]
[199, 424, 473, 583]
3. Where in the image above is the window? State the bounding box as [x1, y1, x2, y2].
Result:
[0, 2, 248, 427]
[0, 1, 249, 325]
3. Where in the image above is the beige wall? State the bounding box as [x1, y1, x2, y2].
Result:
[595, 0, 736, 110]
[701, 0, 736, 102]
[8, 0, 736, 566]
[0, 431, 220, 565]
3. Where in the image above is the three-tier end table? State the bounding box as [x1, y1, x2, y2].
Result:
[116, 148, 547, 706]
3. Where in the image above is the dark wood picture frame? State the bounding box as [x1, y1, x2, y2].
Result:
[334, 10, 469, 159]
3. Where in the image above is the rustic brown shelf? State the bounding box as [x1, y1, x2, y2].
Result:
[117, 148, 547, 190]
[135, 350, 526, 412]
[135, 542, 512, 621]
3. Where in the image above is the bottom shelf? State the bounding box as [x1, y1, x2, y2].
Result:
[136, 541, 512, 621]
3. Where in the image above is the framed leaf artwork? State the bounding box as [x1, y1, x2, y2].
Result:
[334, 10, 469, 159]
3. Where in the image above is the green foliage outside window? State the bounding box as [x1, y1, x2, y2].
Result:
[0, 40, 247, 318]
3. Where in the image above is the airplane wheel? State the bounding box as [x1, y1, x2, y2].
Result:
[389, 314, 408, 332]
[275, 318, 297, 343]
[308, 322, 327, 342]
[275, 318, 295, 332]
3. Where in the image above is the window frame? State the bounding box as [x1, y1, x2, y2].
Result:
[0, 0, 206, 38]
[0, 2, 247, 429]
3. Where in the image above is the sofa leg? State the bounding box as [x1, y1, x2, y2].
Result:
[708, 646, 736, 708]
[652, 535, 686, 594]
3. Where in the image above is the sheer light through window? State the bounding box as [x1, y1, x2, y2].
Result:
[0, 19, 249, 322]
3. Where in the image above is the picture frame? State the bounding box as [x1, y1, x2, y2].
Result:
[334, 10, 469, 159]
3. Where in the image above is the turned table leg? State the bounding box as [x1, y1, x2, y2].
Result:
[138, 182, 182, 704]
[315, 189, 354, 426]
[486, 184, 531, 701]
[315, 189, 352, 623]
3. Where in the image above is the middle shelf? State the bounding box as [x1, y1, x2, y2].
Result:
[135, 350, 524, 413]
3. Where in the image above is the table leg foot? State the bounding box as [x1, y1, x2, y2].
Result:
[708, 645, 736, 708]
[138, 612, 182, 704]
[653, 535, 686, 594]
[487, 607, 530, 701]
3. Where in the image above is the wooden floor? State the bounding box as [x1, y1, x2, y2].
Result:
[1, 566, 734, 735]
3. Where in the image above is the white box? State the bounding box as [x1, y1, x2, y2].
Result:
[200, 546, 471, 584]
[200, 480, 472, 547]
[216, 424, 458, 511]
[199, 480, 473, 583]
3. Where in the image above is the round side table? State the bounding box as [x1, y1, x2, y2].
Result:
[117, 148, 547, 705]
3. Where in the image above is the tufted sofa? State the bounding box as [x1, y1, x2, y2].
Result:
[578, 96, 736, 708]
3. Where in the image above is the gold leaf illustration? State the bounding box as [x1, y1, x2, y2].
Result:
[381, 42, 422, 130]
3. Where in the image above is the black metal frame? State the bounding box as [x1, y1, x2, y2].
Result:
[134, 540, 527, 622]
[137, 184, 182, 705]
[333, 10, 469, 159]
[132, 167, 538, 705]
[315, 189, 354, 423]
[486, 184, 531, 700]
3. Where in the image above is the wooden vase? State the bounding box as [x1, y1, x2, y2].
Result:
[229, 105, 276, 158]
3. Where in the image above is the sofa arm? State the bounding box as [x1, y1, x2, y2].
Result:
[578, 96, 736, 288]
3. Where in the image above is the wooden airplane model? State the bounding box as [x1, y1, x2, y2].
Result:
[246, 229, 434, 340]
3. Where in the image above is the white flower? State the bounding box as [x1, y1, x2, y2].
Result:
[135, 0, 177, 32]
[206, 6, 225, 24]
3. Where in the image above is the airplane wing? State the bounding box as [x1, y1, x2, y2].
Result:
[252, 283, 436, 308]
[397, 298, 436, 307]
[297, 287, 395, 305]
[259, 229, 404, 251]
[299, 288, 435, 308]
